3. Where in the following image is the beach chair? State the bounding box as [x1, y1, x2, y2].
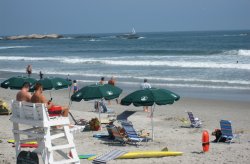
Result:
[219, 120, 240, 144]
[120, 121, 146, 145]
[10, 100, 83, 164]
[94, 100, 113, 113]
[187, 111, 202, 128]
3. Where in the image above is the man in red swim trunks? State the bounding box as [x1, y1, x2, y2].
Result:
[31, 83, 69, 117]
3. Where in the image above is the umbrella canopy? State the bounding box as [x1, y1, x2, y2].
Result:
[31, 77, 71, 91]
[120, 88, 180, 141]
[1, 76, 37, 89]
[71, 84, 122, 102]
[121, 88, 180, 106]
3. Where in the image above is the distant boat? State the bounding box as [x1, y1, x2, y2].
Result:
[116, 28, 140, 39]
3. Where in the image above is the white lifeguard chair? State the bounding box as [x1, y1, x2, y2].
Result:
[10, 100, 83, 164]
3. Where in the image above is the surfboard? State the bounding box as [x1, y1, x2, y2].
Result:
[79, 154, 96, 159]
[88, 151, 183, 160]
[8, 139, 37, 144]
[12, 144, 38, 148]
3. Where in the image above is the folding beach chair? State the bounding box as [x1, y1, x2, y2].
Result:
[219, 120, 240, 144]
[187, 111, 202, 128]
[120, 121, 147, 146]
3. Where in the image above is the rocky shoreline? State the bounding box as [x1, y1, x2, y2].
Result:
[3, 34, 63, 40]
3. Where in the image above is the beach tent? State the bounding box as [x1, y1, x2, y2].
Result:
[71, 84, 122, 120]
[121, 88, 180, 141]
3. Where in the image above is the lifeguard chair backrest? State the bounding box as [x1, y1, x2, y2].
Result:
[11, 100, 50, 123]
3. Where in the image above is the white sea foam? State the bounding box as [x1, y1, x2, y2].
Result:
[0, 55, 249, 70]
[0, 46, 32, 50]
[238, 49, 250, 56]
[223, 49, 250, 57]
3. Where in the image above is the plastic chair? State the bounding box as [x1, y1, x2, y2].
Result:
[219, 120, 240, 144]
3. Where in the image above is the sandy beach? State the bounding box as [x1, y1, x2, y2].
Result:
[0, 88, 250, 164]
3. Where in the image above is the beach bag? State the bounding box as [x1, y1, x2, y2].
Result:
[0, 99, 11, 115]
[17, 151, 39, 164]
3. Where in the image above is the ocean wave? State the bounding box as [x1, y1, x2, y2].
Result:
[0, 55, 249, 70]
[223, 49, 250, 57]
[60, 37, 74, 40]
[223, 34, 248, 37]
[0, 46, 32, 50]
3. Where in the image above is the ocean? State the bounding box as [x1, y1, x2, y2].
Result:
[0, 30, 250, 101]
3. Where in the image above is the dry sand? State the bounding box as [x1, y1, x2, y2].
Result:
[0, 88, 250, 164]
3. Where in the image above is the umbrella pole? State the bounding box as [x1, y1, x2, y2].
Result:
[151, 104, 155, 141]
[68, 84, 72, 107]
[49, 91, 52, 99]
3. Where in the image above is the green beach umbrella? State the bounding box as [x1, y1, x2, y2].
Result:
[71, 84, 122, 102]
[0, 76, 36, 89]
[120, 88, 180, 140]
[71, 83, 122, 121]
[31, 77, 71, 91]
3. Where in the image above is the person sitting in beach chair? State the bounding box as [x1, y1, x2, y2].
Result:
[120, 121, 148, 145]
[31, 83, 69, 117]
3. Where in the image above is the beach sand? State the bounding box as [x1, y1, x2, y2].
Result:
[0, 88, 250, 164]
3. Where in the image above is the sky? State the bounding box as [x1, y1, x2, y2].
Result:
[0, 0, 250, 36]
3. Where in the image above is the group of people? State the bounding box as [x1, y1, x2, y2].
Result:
[21, 65, 152, 114]
[16, 82, 69, 117]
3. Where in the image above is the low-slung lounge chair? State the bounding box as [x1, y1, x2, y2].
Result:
[92, 149, 127, 164]
[219, 120, 240, 144]
[187, 111, 202, 128]
[120, 121, 147, 145]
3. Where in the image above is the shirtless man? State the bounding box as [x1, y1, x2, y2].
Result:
[16, 82, 32, 102]
[31, 83, 69, 117]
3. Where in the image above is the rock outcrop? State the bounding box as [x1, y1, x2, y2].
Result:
[4, 34, 63, 40]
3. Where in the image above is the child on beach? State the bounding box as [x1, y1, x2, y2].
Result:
[73, 80, 78, 93]
[140, 79, 151, 112]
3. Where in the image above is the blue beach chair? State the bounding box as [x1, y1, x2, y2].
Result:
[120, 121, 147, 146]
[219, 120, 240, 144]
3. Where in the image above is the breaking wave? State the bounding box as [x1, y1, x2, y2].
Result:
[0, 46, 32, 50]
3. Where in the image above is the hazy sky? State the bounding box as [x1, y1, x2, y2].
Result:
[0, 0, 250, 35]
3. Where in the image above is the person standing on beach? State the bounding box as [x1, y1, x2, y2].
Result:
[31, 83, 69, 117]
[99, 77, 105, 85]
[16, 82, 32, 102]
[39, 71, 44, 79]
[108, 76, 119, 105]
[73, 80, 79, 93]
[140, 79, 151, 112]
[26, 65, 32, 77]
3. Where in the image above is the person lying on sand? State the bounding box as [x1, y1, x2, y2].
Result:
[31, 83, 69, 117]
